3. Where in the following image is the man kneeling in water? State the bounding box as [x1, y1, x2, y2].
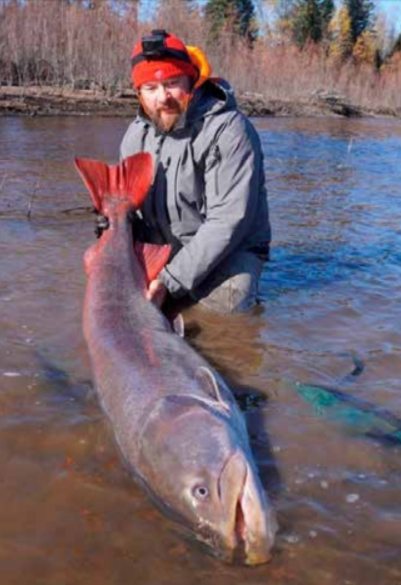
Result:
[104, 29, 271, 313]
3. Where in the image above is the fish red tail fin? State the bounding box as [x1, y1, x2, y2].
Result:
[74, 153, 153, 214]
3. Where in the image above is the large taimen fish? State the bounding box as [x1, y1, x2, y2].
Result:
[75, 153, 277, 565]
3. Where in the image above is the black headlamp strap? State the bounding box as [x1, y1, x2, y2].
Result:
[131, 48, 193, 69]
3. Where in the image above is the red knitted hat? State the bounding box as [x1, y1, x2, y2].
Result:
[131, 30, 199, 89]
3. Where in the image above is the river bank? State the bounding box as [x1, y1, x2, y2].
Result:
[1, 85, 399, 118]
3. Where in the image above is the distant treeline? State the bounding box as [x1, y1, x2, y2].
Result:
[0, 0, 400, 112]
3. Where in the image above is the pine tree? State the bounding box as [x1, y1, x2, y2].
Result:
[343, 0, 374, 44]
[237, 0, 257, 40]
[289, 0, 335, 48]
[205, 0, 258, 45]
[292, 0, 322, 46]
[320, 0, 335, 38]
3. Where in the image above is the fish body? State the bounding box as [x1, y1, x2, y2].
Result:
[295, 383, 401, 444]
[75, 154, 277, 564]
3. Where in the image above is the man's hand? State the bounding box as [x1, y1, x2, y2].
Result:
[94, 213, 109, 239]
[146, 279, 168, 308]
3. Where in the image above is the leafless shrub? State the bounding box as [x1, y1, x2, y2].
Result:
[0, 0, 140, 90]
[0, 0, 400, 111]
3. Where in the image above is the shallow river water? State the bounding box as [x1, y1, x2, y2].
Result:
[1, 115, 401, 585]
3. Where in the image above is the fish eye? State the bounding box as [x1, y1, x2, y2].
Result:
[192, 484, 209, 501]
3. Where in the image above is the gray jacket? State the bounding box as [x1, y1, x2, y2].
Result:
[120, 79, 271, 297]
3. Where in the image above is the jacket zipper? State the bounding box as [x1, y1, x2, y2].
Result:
[212, 144, 221, 198]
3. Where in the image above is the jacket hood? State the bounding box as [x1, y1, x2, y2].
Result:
[187, 78, 237, 122]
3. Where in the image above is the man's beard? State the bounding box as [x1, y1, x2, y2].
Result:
[150, 98, 186, 132]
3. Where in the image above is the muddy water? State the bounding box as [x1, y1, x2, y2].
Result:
[1, 115, 401, 585]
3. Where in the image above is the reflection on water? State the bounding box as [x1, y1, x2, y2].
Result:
[1, 116, 401, 584]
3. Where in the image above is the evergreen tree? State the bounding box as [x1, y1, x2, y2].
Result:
[320, 0, 335, 38]
[292, 0, 322, 46]
[288, 0, 335, 47]
[205, 0, 258, 45]
[237, 0, 257, 39]
[343, 0, 374, 44]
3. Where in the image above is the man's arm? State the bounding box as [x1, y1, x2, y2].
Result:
[158, 114, 266, 297]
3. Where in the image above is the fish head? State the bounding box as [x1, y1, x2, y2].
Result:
[138, 394, 277, 565]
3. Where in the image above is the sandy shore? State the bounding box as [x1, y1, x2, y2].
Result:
[0, 85, 398, 118]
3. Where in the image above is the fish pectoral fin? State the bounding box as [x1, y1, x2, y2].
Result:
[195, 367, 231, 411]
[134, 242, 172, 285]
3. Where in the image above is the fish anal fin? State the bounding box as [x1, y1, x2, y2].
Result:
[134, 242, 171, 285]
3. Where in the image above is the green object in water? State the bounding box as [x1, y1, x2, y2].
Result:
[294, 383, 401, 444]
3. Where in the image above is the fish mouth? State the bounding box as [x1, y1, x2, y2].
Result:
[214, 450, 277, 565]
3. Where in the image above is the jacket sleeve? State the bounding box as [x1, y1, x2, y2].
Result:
[159, 114, 264, 297]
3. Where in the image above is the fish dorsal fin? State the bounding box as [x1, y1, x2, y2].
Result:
[173, 314, 185, 337]
[195, 366, 231, 412]
[74, 153, 153, 214]
[134, 242, 171, 285]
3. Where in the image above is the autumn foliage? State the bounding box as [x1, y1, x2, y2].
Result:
[0, 0, 400, 113]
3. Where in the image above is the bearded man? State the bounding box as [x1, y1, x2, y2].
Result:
[118, 29, 271, 313]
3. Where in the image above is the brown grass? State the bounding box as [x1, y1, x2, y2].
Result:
[0, 0, 400, 112]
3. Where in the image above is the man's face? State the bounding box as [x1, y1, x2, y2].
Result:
[138, 75, 192, 132]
